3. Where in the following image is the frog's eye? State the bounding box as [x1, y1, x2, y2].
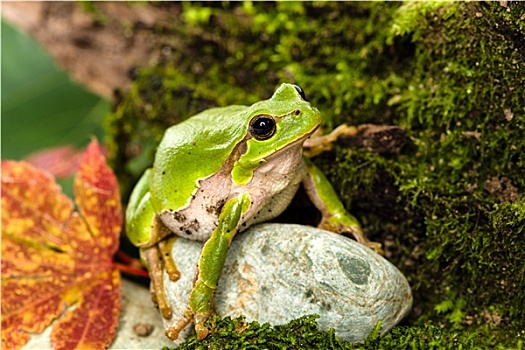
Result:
[249, 114, 276, 140]
[292, 84, 306, 100]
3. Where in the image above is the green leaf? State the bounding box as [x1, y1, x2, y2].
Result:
[1, 20, 110, 160]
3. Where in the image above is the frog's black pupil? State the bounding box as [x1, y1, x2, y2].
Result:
[253, 118, 273, 135]
[249, 115, 276, 140]
[292, 84, 306, 100]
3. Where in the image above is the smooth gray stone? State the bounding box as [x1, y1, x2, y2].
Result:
[163, 223, 412, 344]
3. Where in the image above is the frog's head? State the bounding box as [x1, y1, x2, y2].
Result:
[232, 83, 322, 185]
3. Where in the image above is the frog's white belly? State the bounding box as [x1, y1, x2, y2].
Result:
[158, 144, 305, 241]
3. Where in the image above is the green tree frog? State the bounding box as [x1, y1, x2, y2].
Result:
[125, 83, 382, 341]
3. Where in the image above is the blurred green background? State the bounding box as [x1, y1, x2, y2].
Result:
[1, 20, 110, 160]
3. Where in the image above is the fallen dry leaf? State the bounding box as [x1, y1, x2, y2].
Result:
[1, 140, 122, 350]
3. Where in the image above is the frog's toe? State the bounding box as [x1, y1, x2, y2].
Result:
[148, 278, 173, 319]
[350, 231, 384, 255]
[194, 313, 212, 340]
[165, 326, 181, 341]
[318, 220, 384, 255]
[159, 237, 181, 281]
[165, 311, 193, 341]
[160, 302, 173, 319]
[363, 240, 384, 255]
[317, 218, 339, 234]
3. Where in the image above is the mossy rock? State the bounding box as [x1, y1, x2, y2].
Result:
[105, 1, 525, 348]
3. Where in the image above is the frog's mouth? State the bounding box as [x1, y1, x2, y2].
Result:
[255, 125, 319, 162]
[230, 121, 319, 186]
[266, 121, 320, 155]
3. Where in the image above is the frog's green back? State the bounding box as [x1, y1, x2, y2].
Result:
[150, 105, 248, 212]
[149, 83, 321, 213]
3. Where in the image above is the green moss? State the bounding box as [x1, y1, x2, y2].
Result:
[173, 315, 346, 350]
[396, 0, 525, 326]
[166, 315, 520, 350]
[106, 2, 411, 195]
[309, 0, 525, 329]
[77, 1, 108, 24]
[103, 1, 525, 348]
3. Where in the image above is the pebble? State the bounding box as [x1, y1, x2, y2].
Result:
[163, 223, 413, 344]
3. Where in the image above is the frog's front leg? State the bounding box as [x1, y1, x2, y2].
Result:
[302, 157, 383, 255]
[165, 192, 251, 341]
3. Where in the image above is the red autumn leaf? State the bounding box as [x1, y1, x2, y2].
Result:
[1, 140, 122, 350]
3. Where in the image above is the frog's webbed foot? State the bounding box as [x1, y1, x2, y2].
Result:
[318, 215, 384, 255]
[165, 310, 192, 341]
[356, 236, 383, 255]
[163, 264, 221, 341]
[194, 312, 213, 340]
[165, 308, 214, 341]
